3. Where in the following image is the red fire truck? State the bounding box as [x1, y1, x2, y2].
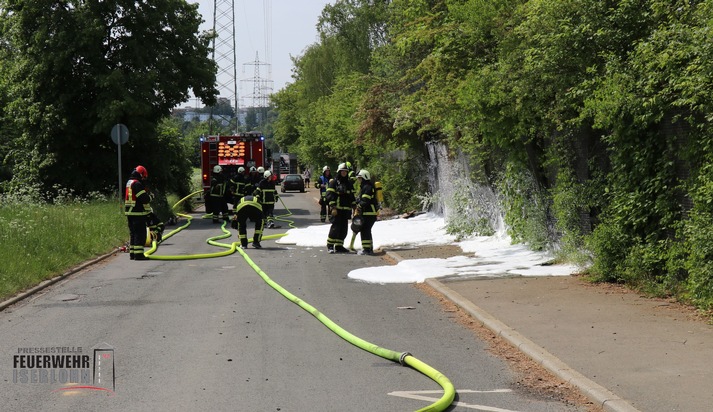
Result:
[199, 132, 266, 191]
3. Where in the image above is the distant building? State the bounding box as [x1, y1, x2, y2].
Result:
[181, 110, 213, 123]
[171, 106, 252, 128]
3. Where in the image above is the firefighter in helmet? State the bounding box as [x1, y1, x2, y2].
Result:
[355, 169, 378, 255]
[124, 165, 152, 260]
[325, 163, 355, 253]
[253, 169, 278, 228]
[230, 166, 248, 209]
[209, 165, 230, 223]
[315, 165, 331, 222]
[247, 166, 261, 193]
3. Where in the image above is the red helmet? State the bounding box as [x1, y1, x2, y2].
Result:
[135, 165, 148, 179]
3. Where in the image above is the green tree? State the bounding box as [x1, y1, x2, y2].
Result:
[0, 0, 217, 197]
[272, 0, 390, 168]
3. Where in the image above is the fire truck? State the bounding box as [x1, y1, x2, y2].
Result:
[199, 132, 266, 191]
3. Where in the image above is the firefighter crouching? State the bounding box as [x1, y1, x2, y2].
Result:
[231, 195, 264, 249]
[326, 163, 355, 253]
[124, 165, 152, 261]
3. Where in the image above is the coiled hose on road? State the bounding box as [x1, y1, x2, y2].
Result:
[144, 190, 455, 411]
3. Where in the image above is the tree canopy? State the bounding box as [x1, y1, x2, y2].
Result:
[271, 0, 713, 310]
[0, 0, 217, 197]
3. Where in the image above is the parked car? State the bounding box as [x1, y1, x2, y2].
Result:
[281, 174, 305, 193]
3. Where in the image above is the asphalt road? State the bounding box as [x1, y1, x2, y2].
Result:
[0, 188, 587, 411]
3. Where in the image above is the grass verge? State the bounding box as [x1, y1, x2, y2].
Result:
[0, 200, 127, 301]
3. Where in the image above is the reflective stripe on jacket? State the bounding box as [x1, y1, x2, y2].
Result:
[357, 181, 378, 216]
[326, 176, 355, 210]
[124, 179, 152, 216]
[236, 196, 263, 213]
[210, 176, 228, 197]
[254, 179, 277, 205]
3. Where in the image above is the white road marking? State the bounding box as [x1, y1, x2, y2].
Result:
[388, 389, 522, 412]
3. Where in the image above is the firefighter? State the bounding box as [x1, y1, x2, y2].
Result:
[232, 195, 264, 249]
[246, 166, 261, 194]
[325, 163, 355, 253]
[230, 166, 248, 209]
[345, 161, 359, 194]
[208, 165, 230, 223]
[315, 165, 331, 222]
[254, 169, 278, 228]
[146, 212, 165, 244]
[355, 169, 378, 255]
[124, 165, 152, 261]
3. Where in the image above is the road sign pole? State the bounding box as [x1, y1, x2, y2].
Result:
[111, 123, 129, 201]
[118, 129, 122, 200]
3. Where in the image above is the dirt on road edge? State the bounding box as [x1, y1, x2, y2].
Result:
[382, 245, 601, 411]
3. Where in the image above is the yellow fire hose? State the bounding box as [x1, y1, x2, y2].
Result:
[235, 246, 456, 412]
[140, 190, 455, 411]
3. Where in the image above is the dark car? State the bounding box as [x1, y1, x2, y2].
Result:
[281, 174, 305, 193]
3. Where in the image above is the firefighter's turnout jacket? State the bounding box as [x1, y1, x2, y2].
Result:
[124, 175, 152, 216]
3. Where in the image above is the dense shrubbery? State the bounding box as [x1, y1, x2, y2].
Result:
[270, 0, 713, 311]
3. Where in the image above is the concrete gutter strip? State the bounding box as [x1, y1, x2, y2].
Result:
[0, 249, 119, 312]
[424, 277, 641, 412]
[385, 250, 405, 263]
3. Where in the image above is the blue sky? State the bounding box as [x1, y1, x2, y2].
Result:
[184, 1, 333, 108]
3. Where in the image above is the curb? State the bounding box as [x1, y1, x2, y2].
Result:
[0, 248, 120, 312]
[423, 277, 641, 412]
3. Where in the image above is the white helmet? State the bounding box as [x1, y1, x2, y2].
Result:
[238, 166, 245, 174]
[357, 169, 370, 181]
[322, 165, 330, 173]
[213, 165, 222, 174]
[264, 170, 272, 178]
[257, 166, 265, 174]
[249, 166, 257, 172]
[338, 163, 348, 172]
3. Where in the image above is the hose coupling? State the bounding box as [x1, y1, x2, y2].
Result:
[399, 352, 412, 366]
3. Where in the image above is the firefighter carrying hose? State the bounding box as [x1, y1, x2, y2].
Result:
[124, 165, 152, 260]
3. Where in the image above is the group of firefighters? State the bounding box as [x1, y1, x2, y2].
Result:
[316, 162, 380, 255]
[123, 160, 380, 261]
[207, 165, 279, 249]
